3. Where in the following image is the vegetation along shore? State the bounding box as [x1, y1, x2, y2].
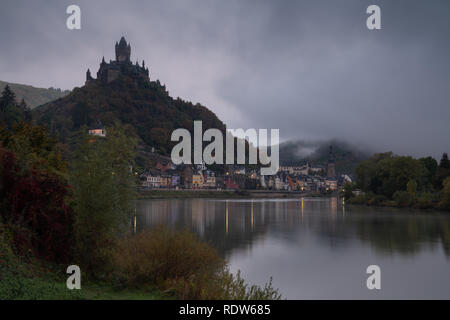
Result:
[0, 118, 280, 300]
[342, 152, 450, 211]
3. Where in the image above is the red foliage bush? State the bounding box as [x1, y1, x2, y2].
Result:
[0, 147, 73, 263]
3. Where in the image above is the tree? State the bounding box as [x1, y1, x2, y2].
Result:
[18, 99, 32, 122]
[0, 124, 73, 263]
[440, 153, 450, 169]
[356, 153, 426, 199]
[438, 177, 450, 211]
[435, 153, 450, 189]
[70, 123, 137, 275]
[0, 85, 16, 112]
[419, 156, 438, 191]
[0, 122, 67, 175]
[407, 179, 417, 198]
[71, 101, 91, 129]
[341, 182, 355, 200]
[0, 87, 31, 128]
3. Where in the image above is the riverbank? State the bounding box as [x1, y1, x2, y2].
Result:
[346, 192, 450, 212]
[137, 189, 333, 200]
[1, 223, 280, 300]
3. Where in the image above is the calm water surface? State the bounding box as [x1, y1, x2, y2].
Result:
[136, 198, 450, 299]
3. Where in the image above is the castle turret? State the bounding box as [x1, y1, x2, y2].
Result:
[85, 68, 94, 85]
[115, 36, 131, 63]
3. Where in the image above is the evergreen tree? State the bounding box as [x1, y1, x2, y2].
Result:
[0, 85, 16, 112]
[19, 99, 32, 122]
[436, 153, 450, 189]
[439, 153, 450, 169]
[0, 86, 25, 128]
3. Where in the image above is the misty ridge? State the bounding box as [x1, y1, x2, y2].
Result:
[276, 139, 373, 174]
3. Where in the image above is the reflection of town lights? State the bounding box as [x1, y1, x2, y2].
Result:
[225, 201, 229, 235]
[301, 197, 304, 220]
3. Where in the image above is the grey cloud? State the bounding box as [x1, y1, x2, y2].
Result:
[0, 0, 449, 158]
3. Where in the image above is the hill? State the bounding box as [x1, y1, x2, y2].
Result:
[0, 80, 70, 109]
[279, 139, 372, 175]
[33, 37, 226, 170]
[35, 76, 224, 149]
[33, 77, 226, 172]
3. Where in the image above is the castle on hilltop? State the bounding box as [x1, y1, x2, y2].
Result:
[85, 37, 149, 85]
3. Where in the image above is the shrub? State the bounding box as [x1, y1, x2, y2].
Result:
[438, 177, 450, 211]
[393, 190, 414, 208]
[341, 182, 355, 200]
[348, 194, 369, 205]
[0, 147, 73, 263]
[415, 192, 434, 209]
[367, 194, 388, 206]
[114, 227, 281, 300]
[0, 223, 81, 300]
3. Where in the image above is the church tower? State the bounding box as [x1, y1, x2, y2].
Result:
[327, 145, 336, 178]
[115, 36, 131, 63]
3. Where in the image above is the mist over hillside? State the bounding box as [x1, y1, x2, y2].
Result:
[279, 139, 373, 175]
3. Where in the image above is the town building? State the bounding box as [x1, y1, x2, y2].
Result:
[141, 170, 161, 188]
[88, 128, 106, 137]
[204, 173, 216, 189]
[192, 173, 204, 188]
[327, 145, 336, 178]
[181, 165, 193, 189]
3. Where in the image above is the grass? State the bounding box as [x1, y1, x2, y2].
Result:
[1, 224, 281, 300]
[1, 277, 166, 300]
[0, 224, 164, 300]
[67, 284, 165, 300]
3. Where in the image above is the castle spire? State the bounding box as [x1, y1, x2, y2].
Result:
[85, 68, 93, 84]
[116, 36, 131, 62]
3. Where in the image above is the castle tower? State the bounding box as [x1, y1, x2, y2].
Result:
[85, 69, 94, 85]
[115, 36, 131, 63]
[327, 145, 336, 178]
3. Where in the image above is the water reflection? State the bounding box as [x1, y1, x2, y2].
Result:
[136, 198, 450, 258]
[136, 198, 450, 299]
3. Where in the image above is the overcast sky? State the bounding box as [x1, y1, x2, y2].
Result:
[1, 0, 450, 158]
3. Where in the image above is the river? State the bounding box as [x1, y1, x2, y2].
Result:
[136, 197, 450, 299]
